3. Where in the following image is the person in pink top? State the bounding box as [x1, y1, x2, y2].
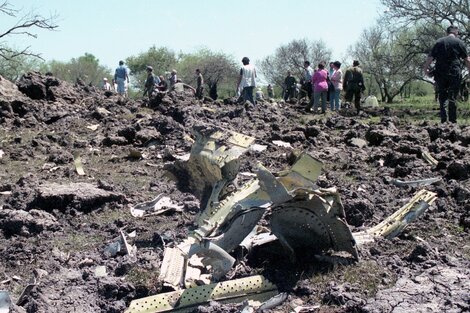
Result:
[307, 63, 328, 113]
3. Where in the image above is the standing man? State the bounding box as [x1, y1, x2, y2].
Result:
[303, 61, 314, 100]
[195, 68, 204, 100]
[237, 57, 257, 105]
[114, 60, 129, 96]
[284, 71, 297, 101]
[424, 25, 470, 123]
[267, 84, 274, 99]
[343, 60, 365, 114]
[143, 66, 159, 98]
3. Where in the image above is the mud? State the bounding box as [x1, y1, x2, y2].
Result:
[0, 72, 469, 312]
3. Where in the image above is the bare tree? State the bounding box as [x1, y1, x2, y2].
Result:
[381, 0, 470, 43]
[258, 39, 332, 88]
[0, 1, 58, 60]
[351, 23, 423, 103]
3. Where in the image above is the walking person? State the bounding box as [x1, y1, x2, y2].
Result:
[424, 25, 470, 123]
[237, 57, 257, 105]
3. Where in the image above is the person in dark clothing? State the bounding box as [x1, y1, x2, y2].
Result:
[424, 25, 470, 123]
[343, 60, 365, 114]
[156, 75, 168, 92]
[209, 83, 218, 100]
[143, 66, 158, 98]
[284, 71, 297, 101]
[195, 68, 204, 100]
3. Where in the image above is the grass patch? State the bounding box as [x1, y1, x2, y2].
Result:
[342, 261, 389, 297]
[52, 232, 104, 254]
[126, 267, 161, 293]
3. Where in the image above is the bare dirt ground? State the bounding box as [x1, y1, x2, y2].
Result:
[0, 72, 469, 313]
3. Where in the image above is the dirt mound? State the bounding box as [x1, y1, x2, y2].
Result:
[0, 73, 469, 312]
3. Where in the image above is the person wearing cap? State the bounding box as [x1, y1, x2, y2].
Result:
[169, 70, 177, 89]
[114, 60, 129, 96]
[102, 78, 111, 91]
[143, 66, 159, 98]
[237, 57, 257, 105]
[424, 25, 470, 123]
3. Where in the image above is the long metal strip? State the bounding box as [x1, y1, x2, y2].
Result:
[125, 275, 277, 313]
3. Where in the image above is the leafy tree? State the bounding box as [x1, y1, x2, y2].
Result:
[0, 1, 58, 61]
[0, 49, 42, 81]
[351, 22, 425, 103]
[258, 39, 332, 89]
[176, 48, 238, 99]
[125, 46, 177, 89]
[43, 53, 111, 86]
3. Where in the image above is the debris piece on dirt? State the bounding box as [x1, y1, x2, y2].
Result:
[159, 247, 186, 290]
[125, 275, 278, 313]
[272, 140, 292, 148]
[391, 177, 441, 187]
[120, 230, 136, 257]
[73, 152, 85, 176]
[130, 194, 183, 217]
[257, 292, 288, 311]
[421, 150, 438, 166]
[353, 189, 437, 244]
[95, 266, 107, 277]
[251, 143, 268, 152]
[0, 150, 3, 159]
[86, 124, 99, 131]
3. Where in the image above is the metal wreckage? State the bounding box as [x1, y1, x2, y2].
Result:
[125, 126, 437, 313]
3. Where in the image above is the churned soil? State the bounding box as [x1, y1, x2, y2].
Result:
[0, 72, 469, 313]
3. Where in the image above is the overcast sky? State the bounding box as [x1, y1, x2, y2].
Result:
[1, 0, 383, 70]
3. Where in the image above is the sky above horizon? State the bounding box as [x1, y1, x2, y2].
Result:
[1, 0, 383, 71]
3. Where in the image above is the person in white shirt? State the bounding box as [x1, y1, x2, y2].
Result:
[237, 57, 257, 104]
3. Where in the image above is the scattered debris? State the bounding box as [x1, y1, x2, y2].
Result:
[130, 194, 183, 217]
[86, 124, 99, 131]
[272, 140, 292, 148]
[104, 230, 137, 258]
[73, 152, 85, 176]
[251, 143, 268, 152]
[94, 266, 107, 277]
[391, 177, 441, 188]
[421, 150, 438, 166]
[354, 189, 437, 244]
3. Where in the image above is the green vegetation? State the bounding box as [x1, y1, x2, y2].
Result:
[52, 232, 104, 254]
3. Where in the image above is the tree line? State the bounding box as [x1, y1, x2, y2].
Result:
[1, 0, 469, 103]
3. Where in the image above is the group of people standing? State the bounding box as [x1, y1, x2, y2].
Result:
[105, 60, 205, 100]
[298, 60, 365, 114]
